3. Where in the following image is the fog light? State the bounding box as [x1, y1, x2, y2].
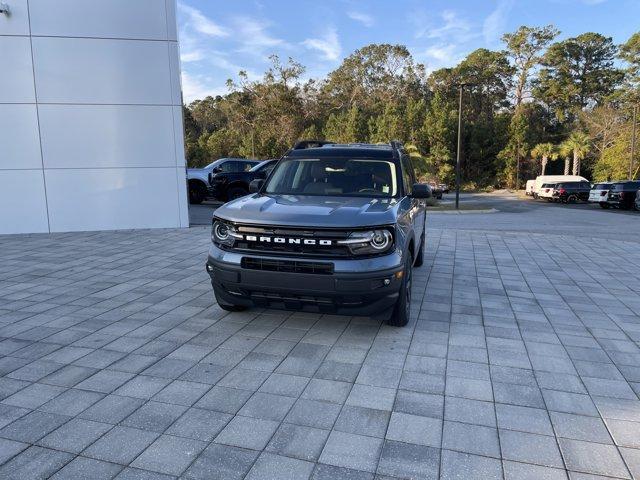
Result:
[206, 264, 214, 273]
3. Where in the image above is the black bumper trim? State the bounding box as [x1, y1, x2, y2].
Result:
[207, 260, 402, 318]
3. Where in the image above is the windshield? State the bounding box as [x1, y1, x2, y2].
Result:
[250, 160, 275, 173]
[204, 159, 224, 170]
[264, 157, 399, 197]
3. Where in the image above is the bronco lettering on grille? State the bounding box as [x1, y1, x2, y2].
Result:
[243, 235, 332, 246]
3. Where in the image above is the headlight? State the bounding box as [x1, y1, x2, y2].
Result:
[211, 220, 239, 247]
[338, 229, 394, 255]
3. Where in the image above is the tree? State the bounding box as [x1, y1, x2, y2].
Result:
[593, 126, 635, 181]
[498, 111, 529, 187]
[534, 33, 624, 121]
[580, 105, 625, 161]
[323, 105, 366, 143]
[502, 25, 559, 107]
[620, 32, 640, 101]
[369, 104, 403, 143]
[422, 91, 456, 184]
[427, 50, 513, 184]
[531, 142, 558, 175]
[225, 56, 309, 158]
[322, 44, 426, 111]
[560, 131, 590, 176]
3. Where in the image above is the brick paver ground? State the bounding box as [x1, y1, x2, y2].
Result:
[0, 226, 639, 479]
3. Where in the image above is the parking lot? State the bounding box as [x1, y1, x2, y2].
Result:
[1, 194, 640, 479]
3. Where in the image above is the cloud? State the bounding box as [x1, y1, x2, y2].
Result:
[178, 3, 229, 37]
[180, 49, 205, 63]
[303, 27, 342, 61]
[412, 9, 476, 44]
[424, 44, 457, 62]
[483, 0, 514, 44]
[347, 11, 375, 27]
[181, 72, 228, 103]
[234, 17, 288, 55]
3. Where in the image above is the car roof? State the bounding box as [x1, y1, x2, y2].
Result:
[612, 180, 640, 185]
[286, 145, 396, 159]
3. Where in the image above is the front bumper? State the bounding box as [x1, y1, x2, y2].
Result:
[206, 244, 405, 319]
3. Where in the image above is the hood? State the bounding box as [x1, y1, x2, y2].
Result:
[214, 194, 400, 228]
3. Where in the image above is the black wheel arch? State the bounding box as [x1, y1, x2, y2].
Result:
[188, 178, 207, 190]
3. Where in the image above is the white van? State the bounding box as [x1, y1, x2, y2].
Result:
[533, 175, 588, 198]
[525, 180, 535, 195]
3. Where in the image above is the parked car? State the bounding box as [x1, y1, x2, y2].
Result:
[206, 140, 430, 327]
[606, 181, 640, 209]
[428, 183, 443, 199]
[532, 175, 588, 198]
[635, 189, 640, 210]
[438, 183, 450, 194]
[537, 183, 557, 201]
[187, 158, 260, 204]
[525, 180, 535, 196]
[552, 181, 591, 203]
[588, 182, 613, 208]
[209, 159, 278, 202]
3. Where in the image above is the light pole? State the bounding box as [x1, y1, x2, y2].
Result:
[630, 104, 637, 180]
[455, 84, 464, 210]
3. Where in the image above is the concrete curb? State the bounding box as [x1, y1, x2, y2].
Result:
[428, 208, 498, 215]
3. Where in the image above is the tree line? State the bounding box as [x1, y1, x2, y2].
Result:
[183, 26, 640, 188]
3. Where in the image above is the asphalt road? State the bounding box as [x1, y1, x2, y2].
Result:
[189, 192, 640, 241]
[430, 192, 640, 240]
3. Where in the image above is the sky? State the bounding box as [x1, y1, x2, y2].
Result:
[177, 0, 640, 103]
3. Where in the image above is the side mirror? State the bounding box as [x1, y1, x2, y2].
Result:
[411, 183, 432, 199]
[249, 179, 264, 193]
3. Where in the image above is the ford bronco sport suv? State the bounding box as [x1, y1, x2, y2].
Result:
[205, 141, 431, 327]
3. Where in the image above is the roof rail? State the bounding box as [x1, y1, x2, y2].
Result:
[292, 140, 335, 150]
[389, 140, 404, 159]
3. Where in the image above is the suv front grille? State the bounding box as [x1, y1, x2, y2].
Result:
[241, 257, 334, 275]
[232, 225, 353, 257]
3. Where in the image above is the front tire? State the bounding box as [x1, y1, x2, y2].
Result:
[599, 202, 609, 209]
[189, 181, 207, 204]
[387, 255, 412, 327]
[414, 235, 424, 268]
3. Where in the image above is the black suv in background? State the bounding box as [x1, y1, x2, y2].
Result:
[209, 159, 278, 202]
[552, 181, 591, 203]
[606, 181, 640, 209]
[206, 141, 431, 327]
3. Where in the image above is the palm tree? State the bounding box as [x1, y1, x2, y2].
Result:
[531, 143, 558, 176]
[560, 132, 590, 176]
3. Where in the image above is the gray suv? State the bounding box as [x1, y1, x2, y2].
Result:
[205, 141, 431, 326]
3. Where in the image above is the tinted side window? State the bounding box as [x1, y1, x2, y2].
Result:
[218, 161, 236, 172]
[401, 156, 415, 195]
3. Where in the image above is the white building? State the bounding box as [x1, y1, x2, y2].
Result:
[0, 0, 189, 234]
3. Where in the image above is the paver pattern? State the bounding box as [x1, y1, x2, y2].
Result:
[1, 222, 640, 479]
